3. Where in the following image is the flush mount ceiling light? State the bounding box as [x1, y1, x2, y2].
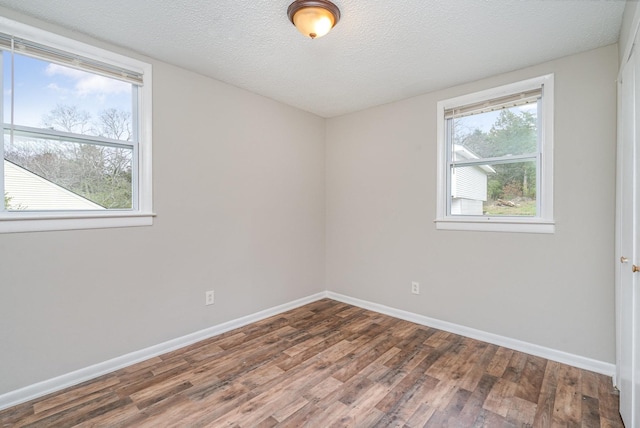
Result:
[287, 0, 341, 39]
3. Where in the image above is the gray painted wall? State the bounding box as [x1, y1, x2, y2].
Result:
[0, 11, 326, 394]
[326, 45, 618, 363]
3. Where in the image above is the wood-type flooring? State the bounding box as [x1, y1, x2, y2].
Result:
[0, 299, 624, 427]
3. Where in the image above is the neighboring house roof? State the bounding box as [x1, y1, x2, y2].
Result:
[452, 145, 497, 174]
[4, 159, 105, 210]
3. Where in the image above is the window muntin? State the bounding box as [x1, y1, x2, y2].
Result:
[436, 75, 554, 233]
[0, 17, 153, 233]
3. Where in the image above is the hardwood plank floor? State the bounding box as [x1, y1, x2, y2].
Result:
[0, 299, 624, 427]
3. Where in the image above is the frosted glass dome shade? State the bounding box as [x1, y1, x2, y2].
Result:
[288, 0, 340, 39]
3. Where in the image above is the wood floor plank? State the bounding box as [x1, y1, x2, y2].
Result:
[129, 377, 192, 410]
[0, 298, 625, 428]
[506, 395, 537, 426]
[405, 402, 438, 427]
[0, 402, 34, 427]
[72, 402, 141, 428]
[32, 375, 120, 415]
[20, 393, 131, 428]
[305, 375, 343, 401]
[598, 373, 623, 426]
[113, 366, 191, 399]
[239, 362, 286, 390]
[473, 408, 518, 428]
[454, 373, 499, 426]
[271, 395, 308, 422]
[337, 372, 375, 406]
[383, 374, 439, 424]
[276, 401, 320, 427]
[345, 382, 391, 416]
[582, 369, 601, 399]
[553, 363, 583, 426]
[502, 349, 529, 383]
[482, 377, 518, 417]
[515, 355, 547, 404]
[442, 385, 472, 416]
[332, 333, 402, 383]
[423, 409, 452, 427]
[533, 360, 561, 427]
[582, 394, 602, 427]
[486, 346, 514, 378]
[331, 406, 385, 428]
[121, 395, 196, 428]
[302, 400, 351, 427]
[422, 380, 459, 412]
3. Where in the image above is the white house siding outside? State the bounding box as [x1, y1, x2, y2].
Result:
[451, 165, 489, 200]
[4, 160, 105, 211]
[450, 145, 494, 215]
[451, 197, 484, 215]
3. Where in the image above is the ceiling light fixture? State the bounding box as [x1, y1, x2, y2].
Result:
[287, 0, 341, 39]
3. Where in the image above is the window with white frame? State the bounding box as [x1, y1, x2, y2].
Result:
[0, 17, 153, 233]
[435, 75, 554, 233]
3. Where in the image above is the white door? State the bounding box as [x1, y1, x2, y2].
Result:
[617, 40, 640, 428]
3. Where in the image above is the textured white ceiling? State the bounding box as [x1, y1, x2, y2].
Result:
[0, 0, 625, 118]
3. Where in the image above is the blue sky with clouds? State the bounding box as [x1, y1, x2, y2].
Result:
[458, 103, 537, 134]
[3, 52, 132, 131]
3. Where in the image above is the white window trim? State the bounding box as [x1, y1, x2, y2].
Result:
[435, 75, 555, 234]
[0, 17, 154, 233]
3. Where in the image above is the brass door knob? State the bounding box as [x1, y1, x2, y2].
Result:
[634, 265, 640, 273]
[621, 256, 629, 263]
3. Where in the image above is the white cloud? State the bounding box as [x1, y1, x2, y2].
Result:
[75, 74, 130, 96]
[45, 63, 130, 97]
[45, 63, 84, 79]
[519, 103, 537, 112]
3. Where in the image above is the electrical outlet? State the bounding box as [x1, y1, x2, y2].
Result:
[205, 290, 215, 305]
[411, 282, 420, 295]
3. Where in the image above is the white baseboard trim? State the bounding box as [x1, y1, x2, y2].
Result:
[0, 292, 327, 411]
[327, 291, 616, 377]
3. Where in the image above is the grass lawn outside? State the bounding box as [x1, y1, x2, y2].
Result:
[484, 198, 536, 216]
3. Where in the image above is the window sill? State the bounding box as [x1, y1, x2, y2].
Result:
[0, 212, 156, 234]
[435, 217, 555, 234]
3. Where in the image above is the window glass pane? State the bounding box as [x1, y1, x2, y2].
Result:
[4, 134, 132, 210]
[450, 104, 538, 159]
[450, 161, 536, 217]
[3, 52, 133, 141]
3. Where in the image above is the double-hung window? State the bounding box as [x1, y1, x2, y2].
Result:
[0, 17, 153, 233]
[435, 75, 554, 233]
